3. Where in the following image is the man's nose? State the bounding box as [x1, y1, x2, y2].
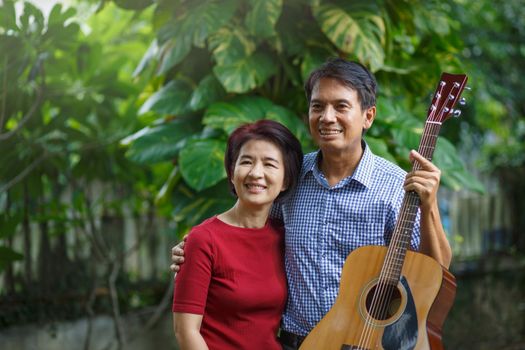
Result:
[320, 105, 336, 122]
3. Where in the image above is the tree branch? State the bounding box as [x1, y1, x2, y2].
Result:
[0, 152, 48, 193]
[0, 87, 44, 141]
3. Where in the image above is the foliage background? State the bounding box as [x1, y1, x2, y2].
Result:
[0, 0, 524, 349]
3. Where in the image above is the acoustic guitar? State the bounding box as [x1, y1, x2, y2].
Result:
[299, 73, 468, 350]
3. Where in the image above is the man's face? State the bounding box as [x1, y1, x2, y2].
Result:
[308, 77, 375, 155]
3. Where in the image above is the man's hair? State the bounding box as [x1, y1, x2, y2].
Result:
[304, 58, 377, 110]
[225, 119, 303, 202]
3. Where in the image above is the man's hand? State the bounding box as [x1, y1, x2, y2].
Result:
[403, 150, 441, 212]
[170, 238, 186, 273]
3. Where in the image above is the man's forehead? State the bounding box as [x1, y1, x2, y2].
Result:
[311, 77, 357, 99]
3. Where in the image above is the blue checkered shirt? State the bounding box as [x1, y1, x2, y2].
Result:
[271, 142, 421, 336]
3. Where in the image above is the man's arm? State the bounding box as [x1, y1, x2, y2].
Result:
[404, 150, 452, 268]
[173, 313, 209, 350]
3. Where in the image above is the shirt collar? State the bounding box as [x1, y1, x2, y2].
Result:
[302, 140, 375, 189]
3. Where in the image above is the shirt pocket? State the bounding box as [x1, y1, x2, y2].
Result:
[331, 220, 386, 255]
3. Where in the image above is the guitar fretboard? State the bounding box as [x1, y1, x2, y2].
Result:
[381, 121, 442, 285]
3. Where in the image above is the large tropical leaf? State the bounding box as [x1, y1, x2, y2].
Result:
[364, 136, 397, 163]
[203, 96, 275, 133]
[213, 51, 277, 93]
[123, 117, 200, 164]
[156, 0, 239, 74]
[433, 138, 485, 193]
[245, 0, 283, 38]
[209, 27, 255, 66]
[189, 75, 226, 111]
[171, 179, 235, 234]
[138, 80, 192, 116]
[313, 3, 386, 71]
[179, 139, 227, 191]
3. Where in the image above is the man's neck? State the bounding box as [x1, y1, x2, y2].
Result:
[319, 144, 365, 187]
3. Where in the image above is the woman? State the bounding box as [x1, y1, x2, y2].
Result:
[172, 120, 303, 350]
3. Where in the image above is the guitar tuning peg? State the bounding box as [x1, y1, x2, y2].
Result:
[453, 109, 462, 118]
[465, 86, 472, 91]
[459, 97, 467, 105]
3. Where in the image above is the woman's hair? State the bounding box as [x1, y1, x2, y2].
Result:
[224, 119, 303, 201]
[304, 58, 377, 110]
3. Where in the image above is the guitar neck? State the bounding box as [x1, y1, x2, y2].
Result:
[381, 120, 443, 284]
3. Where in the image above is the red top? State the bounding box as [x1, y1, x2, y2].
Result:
[172, 216, 287, 350]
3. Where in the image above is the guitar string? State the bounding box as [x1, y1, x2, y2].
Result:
[364, 78, 462, 347]
[356, 82, 449, 349]
[355, 124, 439, 350]
[366, 123, 440, 349]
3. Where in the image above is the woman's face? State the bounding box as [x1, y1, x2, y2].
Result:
[232, 139, 286, 209]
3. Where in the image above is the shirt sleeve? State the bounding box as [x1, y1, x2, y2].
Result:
[172, 227, 214, 314]
[269, 201, 283, 221]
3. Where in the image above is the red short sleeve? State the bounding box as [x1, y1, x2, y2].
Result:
[172, 228, 214, 314]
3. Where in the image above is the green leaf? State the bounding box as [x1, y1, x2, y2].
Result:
[123, 117, 201, 164]
[209, 27, 255, 66]
[48, 3, 76, 28]
[204, 96, 274, 133]
[433, 138, 485, 193]
[264, 105, 314, 151]
[301, 49, 333, 83]
[313, 3, 385, 71]
[156, 0, 239, 74]
[138, 80, 192, 116]
[155, 165, 182, 206]
[179, 139, 227, 191]
[133, 40, 159, 77]
[171, 180, 235, 232]
[189, 75, 226, 111]
[245, 0, 283, 38]
[213, 51, 277, 93]
[0, 246, 24, 272]
[157, 37, 192, 75]
[113, 0, 154, 11]
[0, 0, 18, 31]
[365, 136, 397, 163]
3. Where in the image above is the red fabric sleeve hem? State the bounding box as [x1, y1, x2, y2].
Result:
[172, 304, 205, 315]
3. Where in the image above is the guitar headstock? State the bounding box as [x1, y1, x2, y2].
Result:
[427, 73, 468, 123]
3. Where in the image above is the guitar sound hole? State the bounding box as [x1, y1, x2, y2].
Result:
[365, 283, 401, 320]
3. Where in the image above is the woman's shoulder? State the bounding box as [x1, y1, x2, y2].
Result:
[186, 216, 220, 242]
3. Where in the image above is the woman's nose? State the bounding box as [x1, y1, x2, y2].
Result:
[248, 162, 263, 177]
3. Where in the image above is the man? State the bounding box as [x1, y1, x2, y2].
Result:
[171, 58, 452, 349]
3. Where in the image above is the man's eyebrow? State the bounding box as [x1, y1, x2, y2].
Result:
[310, 98, 351, 104]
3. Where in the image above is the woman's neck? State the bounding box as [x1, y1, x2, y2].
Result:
[218, 202, 270, 229]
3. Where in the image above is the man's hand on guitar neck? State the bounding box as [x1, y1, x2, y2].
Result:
[403, 150, 441, 211]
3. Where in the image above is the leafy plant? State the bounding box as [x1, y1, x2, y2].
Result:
[121, 0, 484, 239]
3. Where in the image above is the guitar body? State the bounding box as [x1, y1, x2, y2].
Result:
[299, 246, 456, 350]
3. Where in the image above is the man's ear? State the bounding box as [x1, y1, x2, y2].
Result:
[363, 106, 376, 130]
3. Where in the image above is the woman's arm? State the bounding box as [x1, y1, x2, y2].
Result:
[173, 313, 209, 350]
